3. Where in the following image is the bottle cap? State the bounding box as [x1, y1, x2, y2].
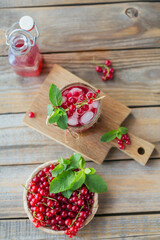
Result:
[19, 16, 34, 31]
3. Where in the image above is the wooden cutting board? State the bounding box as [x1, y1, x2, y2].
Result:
[23, 64, 155, 165]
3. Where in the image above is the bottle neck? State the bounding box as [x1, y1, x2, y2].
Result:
[9, 33, 31, 56]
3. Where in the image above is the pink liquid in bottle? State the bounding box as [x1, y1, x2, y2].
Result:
[6, 16, 42, 77]
[8, 37, 42, 77]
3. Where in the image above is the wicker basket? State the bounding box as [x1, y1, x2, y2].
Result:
[23, 160, 98, 235]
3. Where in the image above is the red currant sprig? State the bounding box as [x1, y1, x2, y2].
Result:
[94, 59, 114, 81]
[65, 89, 101, 116]
[116, 134, 130, 150]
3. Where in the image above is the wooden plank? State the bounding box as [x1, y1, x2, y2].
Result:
[0, 0, 156, 8]
[1, 49, 160, 114]
[1, 159, 160, 218]
[1, 3, 160, 55]
[0, 106, 159, 165]
[1, 215, 160, 239]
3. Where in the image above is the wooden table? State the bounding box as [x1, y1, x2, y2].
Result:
[0, 1, 160, 239]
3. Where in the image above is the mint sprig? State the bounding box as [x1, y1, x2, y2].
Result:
[47, 84, 68, 130]
[100, 127, 128, 142]
[49, 153, 107, 198]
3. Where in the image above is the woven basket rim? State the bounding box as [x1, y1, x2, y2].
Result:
[23, 160, 98, 235]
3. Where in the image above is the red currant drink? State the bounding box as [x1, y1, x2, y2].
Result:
[61, 83, 101, 132]
[9, 38, 42, 77]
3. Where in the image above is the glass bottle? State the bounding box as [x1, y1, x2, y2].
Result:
[5, 16, 42, 77]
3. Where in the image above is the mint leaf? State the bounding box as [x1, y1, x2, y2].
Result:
[49, 84, 63, 107]
[79, 157, 85, 169]
[51, 164, 64, 177]
[71, 170, 86, 191]
[49, 170, 75, 193]
[58, 158, 71, 170]
[48, 108, 60, 124]
[100, 130, 117, 142]
[62, 190, 73, 199]
[116, 131, 121, 140]
[84, 168, 96, 175]
[119, 127, 128, 135]
[67, 153, 82, 171]
[85, 174, 107, 193]
[47, 104, 53, 116]
[57, 108, 68, 130]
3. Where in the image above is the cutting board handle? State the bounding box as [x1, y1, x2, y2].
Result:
[111, 133, 155, 165]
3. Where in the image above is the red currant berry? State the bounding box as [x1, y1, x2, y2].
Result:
[80, 95, 86, 101]
[96, 66, 102, 72]
[37, 213, 44, 221]
[69, 97, 77, 104]
[67, 203, 72, 210]
[34, 222, 40, 228]
[77, 199, 84, 206]
[124, 134, 129, 140]
[47, 200, 54, 207]
[65, 218, 72, 226]
[72, 205, 79, 212]
[82, 104, 89, 111]
[61, 210, 68, 218]
[109, 68, 114, 73]
[50, 209, 57, 215]
[56, 215, 62, 221]
[46, 212, 52, 218]
[117, 139, 123, 145]
[35, 193, 42, 201]
[119, 144, 125, 150]
[125, 140, 130, 145]
[54, 201, 60, 207]
[121, 135, 125, 140]
[77, 107, 83, 114]
[31, 185, 38, 193]
[32, 217, 37, 223]
[96, 89, 100, 94]
[51, 218, 57, 225]
[67, 110, 73, 117]
[67, 92, 72, 98]
[43, 167, 49, 173]
[102, 69, 107, 75]
[106, 73, 113, 80]
[69, 104, 76, 112]
[101, 75, 107, 81]
[28, 112, 35, 118]
[39, 206, 45, 213]
[88, 99, 93, 104]
[52, 225, 58, 231]
[81, 187, 88, 195]
[92, 93, 97, 98]
[87, 93, 93, 99]
[105, 60, 111, 66]
[79, 211, 86, 218]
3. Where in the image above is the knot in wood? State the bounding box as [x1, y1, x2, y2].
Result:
[125, 8, 138, 18]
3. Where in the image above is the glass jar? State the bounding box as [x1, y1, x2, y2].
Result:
[61, 82, 102, 133]
[5, 16, 42, 77]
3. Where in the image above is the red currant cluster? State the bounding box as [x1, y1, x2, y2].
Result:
[65, 89, 101, 117]
[26, 164, 94, 238]
[116, 134, 130, 150]
[95, 59, 114, 81]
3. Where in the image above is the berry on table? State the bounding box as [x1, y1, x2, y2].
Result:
[28, 112, 35, 118]
[95, 66, 102, 72]
[105, 59, 111, 66]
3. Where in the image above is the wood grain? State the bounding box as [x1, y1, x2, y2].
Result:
[23, 64, 131, 164]
[2, 160, 160, 218]
[0, 106, 159, 165]
[1, 48, 160, 114]
[1, 214, 160, 240]
[0, 0, 155, 8]
[1, 3, 160, 55]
